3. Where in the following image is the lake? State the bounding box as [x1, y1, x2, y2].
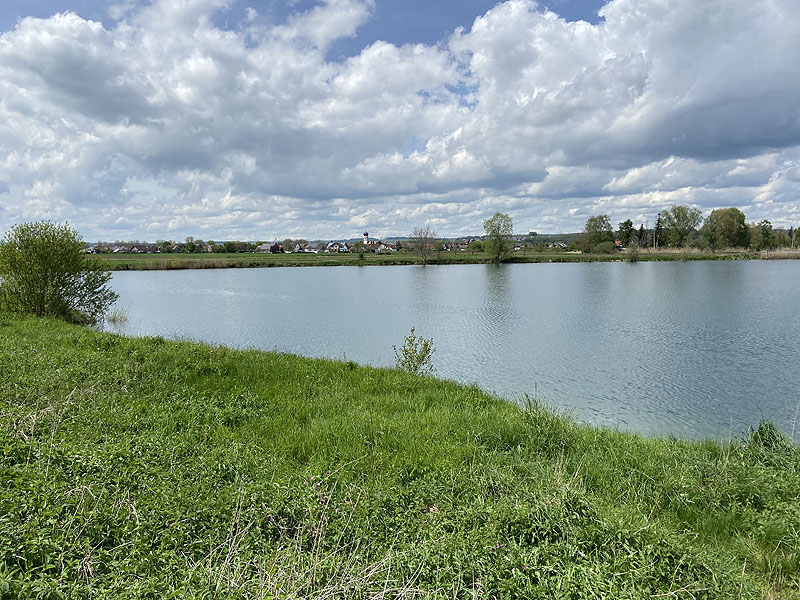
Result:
[108, 261, 800, 440]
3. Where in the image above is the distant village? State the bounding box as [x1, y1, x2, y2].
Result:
[86, 231, 568, 255]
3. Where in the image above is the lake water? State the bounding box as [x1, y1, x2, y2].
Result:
[108, 261, 800, 440]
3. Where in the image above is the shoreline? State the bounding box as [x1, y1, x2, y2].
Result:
[95, 249, 796, 271]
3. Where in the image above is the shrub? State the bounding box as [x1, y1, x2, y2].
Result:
[0, 221, 118, 324]
[393, 328, 435, 375]
[592, 241, 617, 254]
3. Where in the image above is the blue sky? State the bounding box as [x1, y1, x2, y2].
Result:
[1, 0, 799, 240]
[0, 1, 607, 41]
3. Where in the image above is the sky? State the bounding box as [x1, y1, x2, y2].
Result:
[1, 0, 799, 241]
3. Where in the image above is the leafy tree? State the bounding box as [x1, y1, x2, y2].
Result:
[659, 205, 702, 247]
[773, 229, 790, 248]
[410, 225, 438, 265]
[483, 212, 513, 262]
[750, 219, 774, 250]
[582, 215, 613, 251]
[617, 219, 634, 247]
[698, 208, 749, 250]
[467, 240, 484, 253]
[0, 221, 118, 324]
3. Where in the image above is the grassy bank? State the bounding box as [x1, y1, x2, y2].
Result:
[1, 315, 798, 598]
[97, 249, 767, 271]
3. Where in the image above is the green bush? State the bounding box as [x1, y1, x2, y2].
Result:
[0, 221, 118, 324]
[592, 240, 617, 254]
[393, 327, 435, 375]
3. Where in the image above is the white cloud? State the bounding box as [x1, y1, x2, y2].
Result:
[1, 0, 800, 241]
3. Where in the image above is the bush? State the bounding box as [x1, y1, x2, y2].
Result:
[592, 241, 617, 254]
[393, 328, 435, 375]
[0, 221, 118, 324]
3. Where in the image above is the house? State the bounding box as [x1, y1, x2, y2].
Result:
[326, 241, 349, 253]
[255, 243, 271, 253]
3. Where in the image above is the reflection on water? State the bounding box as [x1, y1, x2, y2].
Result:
[108, 261, 800, 440]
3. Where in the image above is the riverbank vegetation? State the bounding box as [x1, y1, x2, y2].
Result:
[95, 247, 773, 271]
[0, 222, 118, 324]
[2, 314, 798, 598]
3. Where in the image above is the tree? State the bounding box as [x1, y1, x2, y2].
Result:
[637, 224, 647, 248]
[698, 208, 749, 250]
[467, 240, 484, 254]
[617, 219, 634, 247]
[410, 225, 438, 265]
[653, 215, 664, 249]
[750, 219, 774, 250]
[582, 215, 613, 251]
[659, 204, 702, 247]
[483, 212, 513, 262]
[0, 221, 118, 324]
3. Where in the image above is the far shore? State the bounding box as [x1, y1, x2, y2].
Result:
[96, 248, 800, 271]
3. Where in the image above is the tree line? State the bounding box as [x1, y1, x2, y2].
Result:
[581, 205, 796, 253]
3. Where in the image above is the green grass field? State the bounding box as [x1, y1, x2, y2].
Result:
[1, 314, 798, 598]
[97, 249, 762, 271]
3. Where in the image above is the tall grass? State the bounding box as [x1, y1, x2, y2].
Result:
[1, 315, 798, 598]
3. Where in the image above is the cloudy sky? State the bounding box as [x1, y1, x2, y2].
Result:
[1, 0, 799, 241]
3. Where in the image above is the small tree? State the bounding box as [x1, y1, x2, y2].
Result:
[410, 225, 438, 265]
[393, 328, 435, 375]
[483, 212, 513, 263]
[0, 221, 118, 324]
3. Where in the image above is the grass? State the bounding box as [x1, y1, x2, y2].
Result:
[1, 314, 799, 598]
[96, 249, 763, 271]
